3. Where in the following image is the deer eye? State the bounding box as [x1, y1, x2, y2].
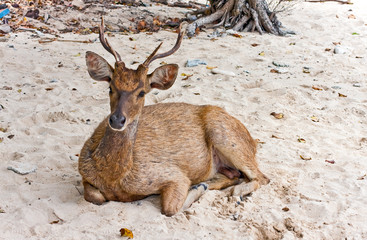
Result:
[109, 87, 112, 94]
[138, 91, 145, 98]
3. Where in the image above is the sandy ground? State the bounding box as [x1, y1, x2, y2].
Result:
[1, 1, 367, 239]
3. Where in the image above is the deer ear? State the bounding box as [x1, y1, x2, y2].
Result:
[86, 51, 113, 82]
[148, 64, 178, 90]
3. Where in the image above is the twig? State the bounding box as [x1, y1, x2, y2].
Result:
[306, 0, 352, 4]
[38, 38, 93, 44]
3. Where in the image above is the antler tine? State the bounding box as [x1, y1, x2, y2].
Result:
[143, 22, 186, 67]
[99, 17, 122, 62]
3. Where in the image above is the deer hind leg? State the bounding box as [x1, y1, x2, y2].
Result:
[204, 108, 270, 196]
[83, 180, 107, 205]
[182, 174, 242, 211]
[161, 178, 191, 216]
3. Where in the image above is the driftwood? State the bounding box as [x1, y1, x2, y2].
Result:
[186, 0, 289, 36]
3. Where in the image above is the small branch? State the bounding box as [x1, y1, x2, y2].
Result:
[306, 0, 352, 4]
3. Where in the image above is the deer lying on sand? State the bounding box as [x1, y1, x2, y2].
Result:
[78, 18, 269, 216]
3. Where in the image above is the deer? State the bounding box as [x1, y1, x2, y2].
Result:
[78, 18, 270, 216]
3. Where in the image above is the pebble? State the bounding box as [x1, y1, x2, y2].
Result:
[211, 68, 236, 77]
[7, 162, 37, 175]
[69, 155, 79, 161]
[0, 24, 11, 33]
[334, 45, 347, 54]
[185, 59, 207, 67]
[272, 61, 290, 67]
[331, 86, 342, 90]
[50, 79, 58, 83]
[353, 83, 361, 87]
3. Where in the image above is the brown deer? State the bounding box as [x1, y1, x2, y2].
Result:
[78, 18, 269, 216]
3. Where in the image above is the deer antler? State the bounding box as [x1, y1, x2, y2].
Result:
[143, 22, 186, 67]
[99, 17, 122, 62]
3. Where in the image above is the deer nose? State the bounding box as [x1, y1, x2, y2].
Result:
[109, 114, 126, 130]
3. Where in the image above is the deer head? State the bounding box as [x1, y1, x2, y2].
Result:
[85, 18, 185, 131]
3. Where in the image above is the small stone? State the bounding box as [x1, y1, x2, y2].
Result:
[272, 61, 290, 68]
[69, 155, 79, 161]
[211, 68, 236, 77]
[334, 45, 347, 54]
[0, 24, 11, 34]
[85, 119, 91, 125]
[8, 44, 14, 48]
[7, 162, 37, 175]
[331, 86, 342, 90]
[50, 79, 58, 83]
[185, 59, 207, 67]
[353, 83, 361, 87]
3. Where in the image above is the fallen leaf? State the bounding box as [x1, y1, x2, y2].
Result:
[325, 160, 335, 164]
[231, 33, 242, 38]
[182, 84, 191, 88]
[259, 51, 265, 56]
[303, 68, 310, 74]
[0, 137, 3, 143]
[270, 69, 279, 73]
[50, 220, 59, 224]
[300, 155, 312, 161]
[120, 228, 133, 239]
[7, 134, 14, 139]
[271, 135, 283, 139]
[2, 86, 12, 90]
[282, 207, 289, 212]
[289, 42, 296, 45]
[311, 116, 319, 122]
[338, 93, 347, 97]
[256, 139, 265, 144]
[348, 14, 356, 19]
[352, 32, 359, 35]
[312, 86, 323, 91]
[251, 43, 259, 47]
[160, 61, 167, 65]
[357, 174, 366, 180]
[45, 87, 54, 91]
[325, 48, 331, 51]
[298, 138, 306, 143]
[0, 207, 5, 213]
[129, 37, 136, 41]
[210, 38, 218, 42]
[270, 112, 284, 119]
[17, 89, 22, 93]
[73, 53, 81, 57]
[332, 42, 341, 45]
[193, 92, 200, 95]
[145, 32, 153, 35]
[131, 61, 139, 65]
[206, 66, 217, 70]
[0, 128, 7, 133]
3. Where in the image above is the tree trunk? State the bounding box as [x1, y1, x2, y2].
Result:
[186, 0, 286, 37]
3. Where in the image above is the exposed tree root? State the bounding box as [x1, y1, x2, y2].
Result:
[186, 0, 290, 36]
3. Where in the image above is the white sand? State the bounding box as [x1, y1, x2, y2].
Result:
[1, 1, 367, 239]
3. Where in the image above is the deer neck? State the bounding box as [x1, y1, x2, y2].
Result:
[93, 119, 139, 184]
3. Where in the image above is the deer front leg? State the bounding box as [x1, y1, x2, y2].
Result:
[161, 179, 191, 216]
[83, 180, 107, 205]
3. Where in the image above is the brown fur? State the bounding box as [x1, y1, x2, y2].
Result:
[79, 44, 269, 217]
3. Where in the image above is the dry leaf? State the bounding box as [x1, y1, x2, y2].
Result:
[271, 135, 283, 139]
[338, 93, 347, 97]
[1, 86, 12, 90]
[270, 69, 279, 73]
[160, 61, 167, 65]
[0, 138, 3, 143]
[298, 138, 306, 143]
[7, 134, 14, 139]
[129, 37, 135, 41]
[311, 116, 319, 122]
[348, 14, 356, 19]
[259, 51, 265, 56]
[325, 160, 335, 164]
[45, 87, 54, 91]
[50, 220, 59, 224]
[303, 68, 310, 74]
[206, 66, 217, 70]
[357, 174, 366, 180]
[251, 43, 259, 47]
[312, 86, 323, 91]
[120, 228, 133, 239]
[17, 89, 22, 93]
[193, 92, 200, 95]
[333, 42, 341, 45]
[256, 139, 265, 144]
[270, 112, 284, 119]
[231, 33, 242, 38]
[300, 155, 312, 161]
[325, 48, 331, 51]
[0, 128, 7, 133]
[210, 38, 218, 41]
[282, 207, 290, 212]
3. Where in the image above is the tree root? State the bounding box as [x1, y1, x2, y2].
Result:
[186, 0, 290, 36]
